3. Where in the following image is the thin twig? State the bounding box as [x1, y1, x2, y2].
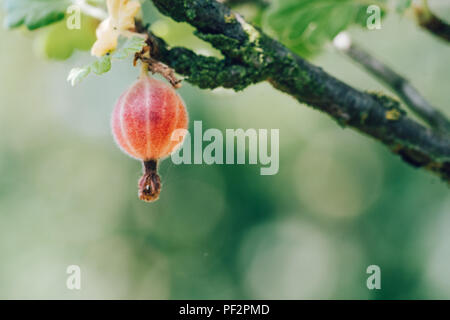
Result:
[142, 55, 182, 88]
[414, 1, 450, 43]
[333, 32, 450, 133]
[133, 23, 182, 89]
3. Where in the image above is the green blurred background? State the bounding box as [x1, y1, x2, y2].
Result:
[0, 1, 449, 299]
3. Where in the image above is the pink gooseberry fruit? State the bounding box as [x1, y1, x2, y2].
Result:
[111, 74, 188, 202]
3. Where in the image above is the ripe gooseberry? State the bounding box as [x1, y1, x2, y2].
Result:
[111, 73, 188, 202]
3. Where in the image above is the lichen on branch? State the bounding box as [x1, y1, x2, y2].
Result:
[147, 0, 450, 182]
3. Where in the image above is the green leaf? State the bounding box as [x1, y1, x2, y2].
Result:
[91, 55, 112, 75]
[67, 66, 91, 86]
[396, 0, 412, 14]
[3, 0, 71, 30]
[67, 36, 145, 86]
[264, 0, 386, 57]
[112, 36, 147, 59]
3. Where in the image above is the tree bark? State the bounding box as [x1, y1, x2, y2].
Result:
[147, 0, 450, 182]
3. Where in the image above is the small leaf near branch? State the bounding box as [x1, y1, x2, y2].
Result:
[396, 0, 412, 14]
[91, 55, 112, 75]
[67, 67, 91, 87]
[264, 0, 386, 57]
[67, 36, 146, 86]
[3, 0, 71, 30]
[112, 36, 147, 59]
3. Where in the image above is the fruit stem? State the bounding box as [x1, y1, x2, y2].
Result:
[138, 159, 161, 202]
[140, 61, 149, 78]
